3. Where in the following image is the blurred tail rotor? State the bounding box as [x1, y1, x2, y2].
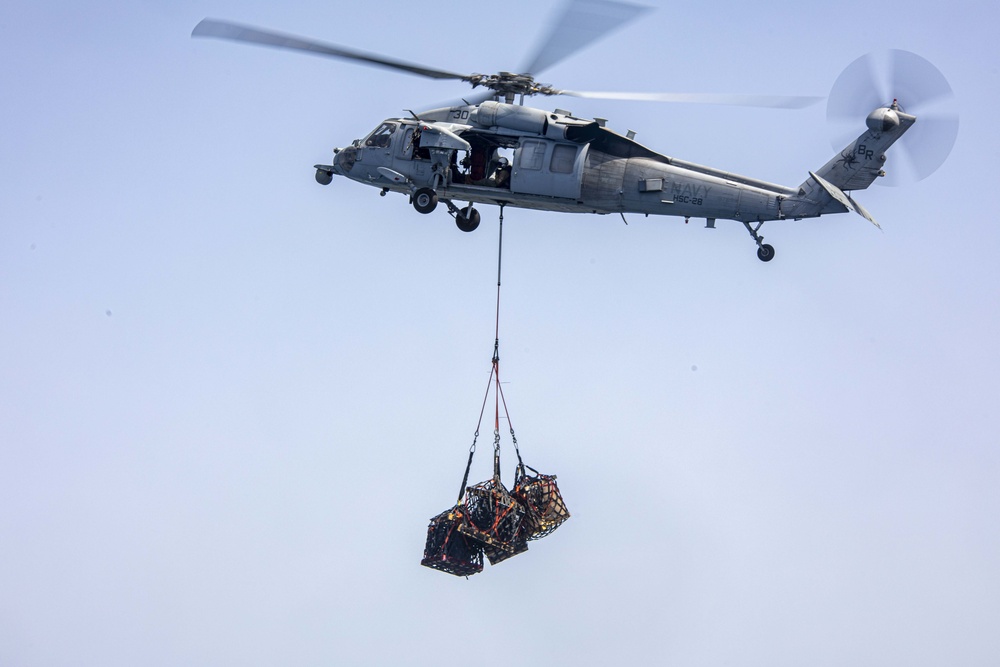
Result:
[827, 50, 958, 186]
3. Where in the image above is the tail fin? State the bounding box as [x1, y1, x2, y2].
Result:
[809, 104, 916, 191]
[785, 104, 915, 225]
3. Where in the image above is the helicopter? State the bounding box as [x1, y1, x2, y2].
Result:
[192, 1, 957, 262]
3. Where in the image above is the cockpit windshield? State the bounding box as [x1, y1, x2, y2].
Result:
[364, 122, 397, 148]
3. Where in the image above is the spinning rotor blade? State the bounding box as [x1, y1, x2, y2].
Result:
[520, 0, 651, 76]
[557, 90, 823, 109]
[827, 49, 958, 186]
[517, 1, 818, 110]
[194, 12, 824, 115]
[192, 19, 470, 82]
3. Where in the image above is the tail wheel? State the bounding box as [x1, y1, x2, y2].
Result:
[412, 188, 438, 214]
[757, 244, 775, 262]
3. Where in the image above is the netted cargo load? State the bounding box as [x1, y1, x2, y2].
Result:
[420, 505, 484, 577]
[512, 463, 570, 541]
[483, 521, 529, 565]
[457, 475, 525, 555]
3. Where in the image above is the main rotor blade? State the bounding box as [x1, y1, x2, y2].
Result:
[520, 0, 651, 76]
[557, 89, 823, 109]
[192, 19, 470, 82]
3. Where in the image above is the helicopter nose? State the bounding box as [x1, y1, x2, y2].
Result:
[333, 145, 358, 173]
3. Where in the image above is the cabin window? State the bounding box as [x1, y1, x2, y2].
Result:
[398, 128, 414, 157]
[364, 122, 397, 148]
[399, 127, 427, 159]
[550, 144, 577, 174]
[518, 140, 547, 170]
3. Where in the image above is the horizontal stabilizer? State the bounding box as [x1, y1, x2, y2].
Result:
[809, 171, 880, 229]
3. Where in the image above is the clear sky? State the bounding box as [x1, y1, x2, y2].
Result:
[2, 1, 998, 665]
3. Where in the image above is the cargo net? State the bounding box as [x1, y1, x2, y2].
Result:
[420, 505, 484, 577]
[483, 518, 529, 565]
[421, 456, 569, 576]
[457, 476, 525, 555]
[420, 428, 570, 576]
[513, 463, 571, 541]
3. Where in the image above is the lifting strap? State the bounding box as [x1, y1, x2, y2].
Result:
[457, 205, 524, 502]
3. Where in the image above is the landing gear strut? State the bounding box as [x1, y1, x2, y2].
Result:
[743, 220, 775, 262]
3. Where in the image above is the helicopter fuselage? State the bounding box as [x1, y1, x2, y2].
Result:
[318, 100, 914, 261]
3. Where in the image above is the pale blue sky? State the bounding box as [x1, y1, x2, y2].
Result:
[2, 1, 999, 665]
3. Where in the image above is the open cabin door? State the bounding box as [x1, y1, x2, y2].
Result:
[511, 139, 586, 200]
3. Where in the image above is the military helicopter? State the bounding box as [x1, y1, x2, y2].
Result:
[192, 1, 957, 262]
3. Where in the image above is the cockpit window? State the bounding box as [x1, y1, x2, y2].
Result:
[364, 122, 397, 148]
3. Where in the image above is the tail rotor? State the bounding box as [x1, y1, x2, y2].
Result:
[827, 50, 959, 186]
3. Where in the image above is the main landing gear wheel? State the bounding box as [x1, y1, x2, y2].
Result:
[412, 187, 438, 214]
[757, 244, 775, 262]
[455, 206, 481, 232]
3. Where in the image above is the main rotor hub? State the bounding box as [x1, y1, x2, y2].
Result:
[465, 72, 560, 103]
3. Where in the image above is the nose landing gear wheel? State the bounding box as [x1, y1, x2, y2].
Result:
[757, 244, 775, 262]
[456, 206, 481, 232]
[412, 187, 438, 214]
